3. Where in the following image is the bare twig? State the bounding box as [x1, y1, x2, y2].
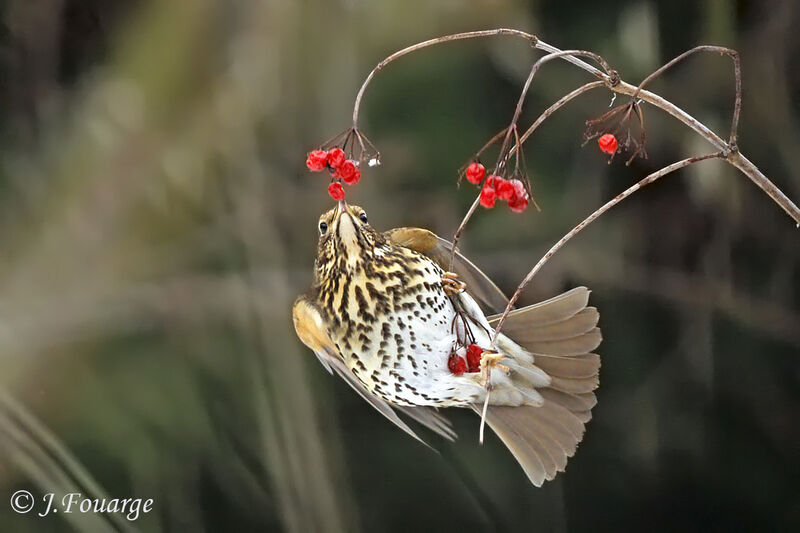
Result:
[631, 46, 742, 149]
[449, 82, 606, 270]
[493, 50, 612, 174]
[489, 153, 726, 345]
[349, 29, 800, 225]
[450, 61, 609, 269]
[510, 81, 606, 162]
[352, 29, 539, 127]
[449, 196, 482, 269]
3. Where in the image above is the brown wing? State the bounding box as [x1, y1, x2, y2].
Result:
[384, 227, 509, 314]
[292, 295, 455, 443]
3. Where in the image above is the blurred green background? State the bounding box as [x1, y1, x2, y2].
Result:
[0, 0, 798, 531]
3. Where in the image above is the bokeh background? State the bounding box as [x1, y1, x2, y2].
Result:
[0, 1, 798, 532]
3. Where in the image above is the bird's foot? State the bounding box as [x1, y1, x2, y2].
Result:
[442, 271, 466, 296]
[480, 350, 509, 386]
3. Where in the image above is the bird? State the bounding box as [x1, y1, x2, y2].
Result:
[292, 201, 601, 486]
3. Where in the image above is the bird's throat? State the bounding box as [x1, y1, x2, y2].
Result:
[337, 213, 362, 268]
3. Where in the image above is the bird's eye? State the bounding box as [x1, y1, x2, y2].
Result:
[319, 221, 328, 235]
[358, 212, 368, 224]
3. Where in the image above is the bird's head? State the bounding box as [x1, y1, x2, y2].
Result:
[314, 201, 385, 280]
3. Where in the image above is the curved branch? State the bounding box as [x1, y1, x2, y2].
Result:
[490, 152, 726, 345]
[631, 45, 742, 148]
[493, 51, 612, 173]
[350, 28, 800, 226]
[448, 82, 606, 270]
[510, 81, 606, 161]
[352, 29, 539, 127]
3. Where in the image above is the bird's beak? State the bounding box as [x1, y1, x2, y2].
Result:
[334, 200, 347, 218]
[334, 200, 360, 254]
[332, 200, 351, 224]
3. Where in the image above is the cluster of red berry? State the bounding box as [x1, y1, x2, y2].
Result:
[464, 162, 530, 212]
[306, 147, 361, 201]
[448, 344, 484, 375]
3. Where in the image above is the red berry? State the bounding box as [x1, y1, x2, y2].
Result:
[465, 162, 486, 184]
[327, 148, 346, 169]
[509, 178, 526, 200]
[466, 344, 483, 373]
[479, 185, 496, 208]
[598, 133, 618, 155]
[496, 178, 516, 201]
[485, 174, 497, 188]
[509, 195, 529, 213]
[338, 160, 361, 185]
[328, 181, 345, 201]
[448, 354, 467, 375]
[306, 150, 328, 171]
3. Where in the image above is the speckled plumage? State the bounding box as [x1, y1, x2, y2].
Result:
[293, 202, 603, 487]
[310, 205, 485, 406]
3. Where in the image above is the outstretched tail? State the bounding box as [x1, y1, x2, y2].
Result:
[475, 287, 601, 486]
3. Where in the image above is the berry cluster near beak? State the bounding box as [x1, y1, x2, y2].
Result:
[306, 147, 362, 200]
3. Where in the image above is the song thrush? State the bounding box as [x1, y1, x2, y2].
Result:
[293, 201, 601, 486]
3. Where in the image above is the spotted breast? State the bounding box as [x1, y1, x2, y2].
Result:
[313, 212, 483, 406]
[294, 201, 602, 487]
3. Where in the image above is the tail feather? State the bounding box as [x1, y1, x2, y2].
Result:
[549, 374, 599, 394]
[488, 286, 590, 327]
[535, 353, 600, 379]
[520, 328, 602, 356]
[504, 307, 598, 342]
[473, 402, 586, 486]
[504, 359, 551, 388]
[476, 287, 601, 486]
[539, 388, 597, 413]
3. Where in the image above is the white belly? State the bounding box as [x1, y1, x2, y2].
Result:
[344, 263, 488, 407]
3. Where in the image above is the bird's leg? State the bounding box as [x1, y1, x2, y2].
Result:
[441, 271, 466, 296]
[480, 350, 509, 385]
[477, 351, 509, 444]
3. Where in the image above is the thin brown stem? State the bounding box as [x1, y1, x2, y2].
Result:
[489, 152, 726, 345]
[450, 82, 606, 269]
[449, 195, 481, 269]
[494, 50, 611, 173]
[505, 81, 606, 164]
[453, 60, 611, 269]
[512, 125, 522, 175]
[475, 128, 509, 160]
[613, 80, 799, 223]
[352, 29, 539, 127]
[631, 45, 742, 149]
[351, 29, 800, 226]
